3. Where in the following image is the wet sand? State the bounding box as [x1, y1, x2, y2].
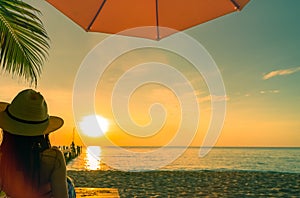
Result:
[68, 170, 300, 197]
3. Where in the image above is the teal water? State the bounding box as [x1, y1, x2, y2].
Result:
[67, 146, 300, 173]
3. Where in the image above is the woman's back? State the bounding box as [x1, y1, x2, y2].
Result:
[1, 147, 68, 198]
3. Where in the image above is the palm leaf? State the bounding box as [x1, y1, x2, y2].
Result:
[0, 0, 50, 86]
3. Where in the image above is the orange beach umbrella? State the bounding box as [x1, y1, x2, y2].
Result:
[46, 0, 250, 40]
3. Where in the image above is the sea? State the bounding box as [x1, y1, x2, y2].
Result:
[67, 146, 300, 173]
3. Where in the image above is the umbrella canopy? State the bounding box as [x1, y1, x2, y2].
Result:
[46, 0, 250, 40]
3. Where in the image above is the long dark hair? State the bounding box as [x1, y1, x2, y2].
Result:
[0, 130, 51, 189]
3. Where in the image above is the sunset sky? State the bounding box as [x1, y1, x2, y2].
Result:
[0, 0, 299, 147]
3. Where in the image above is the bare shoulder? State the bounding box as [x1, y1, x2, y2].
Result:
[41, 147, 66, 169]
[42, 147, 64, 159]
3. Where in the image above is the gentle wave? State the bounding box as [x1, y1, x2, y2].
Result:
[67, 146, 300, 173]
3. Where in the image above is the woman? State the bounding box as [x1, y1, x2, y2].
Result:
[0, 89, 71, 198]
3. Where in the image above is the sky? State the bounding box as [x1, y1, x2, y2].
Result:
[0, 0, 299, 147]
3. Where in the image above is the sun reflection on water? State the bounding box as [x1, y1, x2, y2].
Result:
[85, 146, 101, 170]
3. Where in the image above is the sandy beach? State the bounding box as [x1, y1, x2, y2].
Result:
[67, 170, 300, 197]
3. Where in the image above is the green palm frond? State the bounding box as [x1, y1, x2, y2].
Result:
[0, 0, 50, 86]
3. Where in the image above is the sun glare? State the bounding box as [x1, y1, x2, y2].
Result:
[79, 115, 109, 137]
[85, 146, 101, 170]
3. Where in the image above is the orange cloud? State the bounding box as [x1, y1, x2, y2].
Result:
[198, 95, 229, 103]
[263, 67, 300, 80]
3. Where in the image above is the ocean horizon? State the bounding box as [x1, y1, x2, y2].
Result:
[67, 146, 300, 173]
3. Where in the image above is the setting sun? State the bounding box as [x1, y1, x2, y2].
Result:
[79, 115, 109, 137]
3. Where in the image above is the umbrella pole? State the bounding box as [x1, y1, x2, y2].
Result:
[87, 0, 107, 31]
[230, 0, 241, 10]
[155, 0, 160, 40]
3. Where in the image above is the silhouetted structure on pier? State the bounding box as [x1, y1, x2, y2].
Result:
[59, 142, 82, 164]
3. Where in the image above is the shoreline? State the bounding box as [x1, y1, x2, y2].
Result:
[68, 170, 300, 197]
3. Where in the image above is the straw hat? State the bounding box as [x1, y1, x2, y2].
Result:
[0, 89, 63, 136]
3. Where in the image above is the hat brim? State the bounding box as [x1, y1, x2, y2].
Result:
[0, 102, 63, 136]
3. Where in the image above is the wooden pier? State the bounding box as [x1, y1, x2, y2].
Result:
[60, 142, 82, 163]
